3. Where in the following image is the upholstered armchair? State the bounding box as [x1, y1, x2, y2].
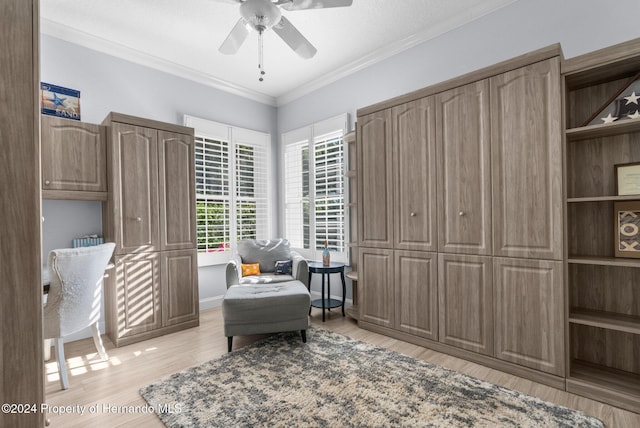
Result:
[222, 239, 311, 351]
[43, 243, 115, 389]
[225, 238, 309, 288]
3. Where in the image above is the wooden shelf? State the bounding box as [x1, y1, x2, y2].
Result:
[345, 271, 358, 281]
[568, 256, 640, 268]
[566, 119, 640, 141]
[568, 360, 640, 413]
[569, 308, 640, 335]
[567, 195, 640, 203]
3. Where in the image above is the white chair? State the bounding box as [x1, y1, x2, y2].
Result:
[43, 243, 115, 390]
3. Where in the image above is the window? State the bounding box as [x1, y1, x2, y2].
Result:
[186, 115, 270, 266]
[282, 114, 349, 263]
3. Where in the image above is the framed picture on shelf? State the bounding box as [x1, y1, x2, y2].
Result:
[614, 200, 640, 258]
[583, 71, 640, 126]
[615, 162, 640, 196]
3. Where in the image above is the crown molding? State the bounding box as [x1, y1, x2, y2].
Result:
[275, 0, 518, 106]
[40, 18, 277, 106]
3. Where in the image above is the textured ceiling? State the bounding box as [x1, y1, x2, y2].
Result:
[40, 0, 517, 105]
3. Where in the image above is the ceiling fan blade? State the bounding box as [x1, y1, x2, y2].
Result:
[219, 18, 249, 55]
[273, 16, 317, 59]
[276, 0, 353, 11]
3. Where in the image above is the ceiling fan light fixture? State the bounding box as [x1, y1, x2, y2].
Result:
[240, 0, 282, 32]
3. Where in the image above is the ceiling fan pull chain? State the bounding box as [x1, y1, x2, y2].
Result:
[258, 30, 265, 82]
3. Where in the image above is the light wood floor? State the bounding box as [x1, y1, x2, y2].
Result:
[45, 307, 640, 427]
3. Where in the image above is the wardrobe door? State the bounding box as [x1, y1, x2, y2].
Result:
[494, 257, 564, 376]
[436, 80, 492, 255]
[491, 58, 562, 260]
[395, 250, 438, 340]
[162, 249, 199, 327]
[438, 254, 493, 355]
[158, 130, 196, 251]
[358, 110, 394, 249]
[359, 248, 394, 328]
[111, 122, 159, 254]
[393, 97, 437, 252]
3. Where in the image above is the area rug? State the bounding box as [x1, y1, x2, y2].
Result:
[140, 327, 603, 427]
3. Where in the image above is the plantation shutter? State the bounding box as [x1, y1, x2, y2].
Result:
[314, 133, 345, 252]
[195, 136, 230, 252]
[234, 136, 269, 241]
[284, 140, 310, 248]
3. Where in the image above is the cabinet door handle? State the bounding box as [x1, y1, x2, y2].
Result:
[136, 217, 142, 222]
[410, 212, 416, 217]
[44, 180, 51, 185]
[459, 211, 465, 216]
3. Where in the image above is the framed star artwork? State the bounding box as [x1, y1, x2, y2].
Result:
[40, 82, 81, 121]
[614, 200, 640, 258]
[582, 71, 640, 126]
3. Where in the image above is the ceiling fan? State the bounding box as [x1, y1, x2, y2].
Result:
[217, 0, 353, 81]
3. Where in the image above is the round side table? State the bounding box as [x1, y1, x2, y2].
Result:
[307, 261, 346, 322]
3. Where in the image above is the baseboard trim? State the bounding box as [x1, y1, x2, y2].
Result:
[200, 295, 224, 311]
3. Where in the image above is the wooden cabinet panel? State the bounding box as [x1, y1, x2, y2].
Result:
[162, 249, 198, 326]
[158, 131, 196, 251]
[494, 257, 564, 375]
[359, 248, 394, 328]
[111, 123, 159, 254]
[436, 80, 492, 255]
[490, 58, 562, 260]
[41, 115, 107, 194]
[438, 254, 493, 355]
[393, 98, 437, 252]
[110, 252, 162, 342]
[358, 110, 394, 248]
[395, 250, 437, 339]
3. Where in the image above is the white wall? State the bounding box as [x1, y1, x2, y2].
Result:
[277, 0, 640, 134]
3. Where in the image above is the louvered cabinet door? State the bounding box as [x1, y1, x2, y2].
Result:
[436, 80, 492, 255]
[111, 122, 159, 254]
[158, 130, 196, 251]
[490, 57, 562, 260]
[393, 97, 437, 252]
[358, 110, 394, 248]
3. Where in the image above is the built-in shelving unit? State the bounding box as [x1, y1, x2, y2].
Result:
[563, 39, 640, 413]
[344, 130, 358, 320]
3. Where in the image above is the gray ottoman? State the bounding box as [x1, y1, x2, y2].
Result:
[222, 280, 311, 352]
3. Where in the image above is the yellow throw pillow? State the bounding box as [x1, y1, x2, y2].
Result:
[241, 263, 261, 277]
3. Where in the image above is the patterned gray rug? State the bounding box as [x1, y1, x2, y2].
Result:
[140, 327, 603, 427]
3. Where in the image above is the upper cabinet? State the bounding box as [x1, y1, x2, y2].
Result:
[436, 80, 492, 255]
[41, 115, 107, 200]
[490, 58, 563, 260]
[393, 97, 437, 252]
[358, 110, 394, 248]
[103, 113, 196, 256]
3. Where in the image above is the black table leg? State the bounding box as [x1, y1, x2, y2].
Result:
[308, 271, 312, 315]
[321, 272, 326, 322]
[327, 272, 331, 312]
[340, 270, 346, 316]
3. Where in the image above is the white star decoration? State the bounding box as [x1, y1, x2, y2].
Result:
[629, 110, 640, 119]
[625, 91, 640, 105]
[601, 113, 618, 124]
